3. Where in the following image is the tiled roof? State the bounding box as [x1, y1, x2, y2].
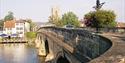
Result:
[4, 20, 15, 28]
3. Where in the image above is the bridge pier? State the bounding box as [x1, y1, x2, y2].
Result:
[38, 38, 46, 56]
[44, 38, 55, 62]
[35, 34, 47, 56]
[35, 36, 41, 48]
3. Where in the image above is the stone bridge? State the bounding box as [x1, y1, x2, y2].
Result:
[35, 27, 112, 63]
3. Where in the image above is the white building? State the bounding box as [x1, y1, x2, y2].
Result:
[3, 19, 30, 38]
[24, 21, 30, 32]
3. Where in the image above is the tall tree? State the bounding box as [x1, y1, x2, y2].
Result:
[48, 16, 62, 26]
[0, 19, 4, 27]
[61, 12, 80, 27]
[4, 11, 14, 21]
[48, 7, 62, 26]
[93, 0, 105, 11]
[26, 19, 36, 31]
[84, 10, 116, 28]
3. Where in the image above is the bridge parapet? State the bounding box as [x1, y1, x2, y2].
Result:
[37, 27, 112, 63]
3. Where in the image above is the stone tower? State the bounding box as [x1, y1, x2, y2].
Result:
[51, 6, 60, 23]
[51, 6, 60, 18]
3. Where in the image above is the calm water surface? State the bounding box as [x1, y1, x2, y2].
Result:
[0, 44, 44, 63]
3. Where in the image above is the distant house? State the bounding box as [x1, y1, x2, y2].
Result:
[116, 22, 125, 32]
[3, 19, 30, 38]
[117, 22, 125, 28]
[80, 19, 86, 27]
[3, 20, 16, 35]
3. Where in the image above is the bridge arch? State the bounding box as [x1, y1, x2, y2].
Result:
[57, 56, 70, 63]
[55, 51, 70, 63]
[45, 39, 49, 55]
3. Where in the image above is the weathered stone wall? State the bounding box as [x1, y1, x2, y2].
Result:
[37, 27, 112, 63]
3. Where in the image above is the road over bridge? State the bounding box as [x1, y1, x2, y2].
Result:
[89, 33, 125, 63]
[35, 27, 112, 63]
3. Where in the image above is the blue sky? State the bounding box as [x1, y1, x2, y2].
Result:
[0, 0, 125, 22]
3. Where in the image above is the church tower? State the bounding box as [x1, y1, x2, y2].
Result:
[51, 6, 60, 22]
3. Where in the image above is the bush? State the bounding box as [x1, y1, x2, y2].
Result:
[26, 32, 36, 39]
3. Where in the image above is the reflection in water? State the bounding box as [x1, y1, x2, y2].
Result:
[0, 44, 44, 63]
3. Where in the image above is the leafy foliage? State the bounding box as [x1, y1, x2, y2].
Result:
[26, 32, 36, 39]
[48, 11, 80, 27]
[49, 16, 63, 27]
[84, 10, 116, 28]
[26, 19, 36, 31]
[0, 19, 4, 27]
[61, 12, 80, 27]
[48, 9, 62, 27]
[4, 11, 14, 21]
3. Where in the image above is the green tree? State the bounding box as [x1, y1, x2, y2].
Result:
[48, 7, 62, 27]
[61, 12, 80, 27]
[26, 32, 36, 39]
[84, 10, 116, 28]
[4, 11, 14, 21]
[26, 19, 36, 31]
[48, 16, 62, 26]
[26, 32, 36, 45]
[0, 19, 4, 27]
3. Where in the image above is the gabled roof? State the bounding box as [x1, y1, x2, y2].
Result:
[4, 20, 15, 28]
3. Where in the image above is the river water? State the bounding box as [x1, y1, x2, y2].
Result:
[0, 44, 44, 63]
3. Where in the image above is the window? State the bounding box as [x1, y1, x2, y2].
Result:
[20, 32, 23, 34]
[16, 27, 20, 30]
[20, 27, 23, 30]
